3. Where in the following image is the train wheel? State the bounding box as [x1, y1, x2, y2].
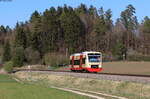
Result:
[93, 72, 97, 73]
[71, 70, 75, 72]
[83, 69, 89, 73]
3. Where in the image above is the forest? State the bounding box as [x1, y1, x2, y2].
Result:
[0, 4, 150, 67]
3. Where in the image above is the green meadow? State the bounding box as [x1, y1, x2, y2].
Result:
[0, 74, 90, 99]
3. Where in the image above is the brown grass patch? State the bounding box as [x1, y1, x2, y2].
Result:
[101, 61, 150, 75]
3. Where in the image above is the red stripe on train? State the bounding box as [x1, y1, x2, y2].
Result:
[71, 67, 103, 72]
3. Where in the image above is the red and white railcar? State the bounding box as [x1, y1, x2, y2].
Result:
[70, 51, 102, 73]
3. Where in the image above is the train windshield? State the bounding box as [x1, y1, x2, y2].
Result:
[88, 53, 101, 62]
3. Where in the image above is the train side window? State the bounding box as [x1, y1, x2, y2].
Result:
[74, 60, 80, 65]
[70, 60, 72, 65]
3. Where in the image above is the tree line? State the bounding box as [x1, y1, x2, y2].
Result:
[0, 4, 150, 66]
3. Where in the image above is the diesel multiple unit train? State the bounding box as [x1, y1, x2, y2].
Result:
[70, 51, 102, 73]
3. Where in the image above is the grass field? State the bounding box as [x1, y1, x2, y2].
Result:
[0, 74, 91, 99]
[102, 61, 150, 75]
[15, 71, 150, 99]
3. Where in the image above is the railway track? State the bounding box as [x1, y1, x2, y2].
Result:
[13, 69, 150, 84]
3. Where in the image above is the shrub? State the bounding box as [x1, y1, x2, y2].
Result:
[127, 55, 150, 61]
[112, 42, 127, 60]
[25, 47, 41, 64]
[102, 53, 114, 62]
[44, 53, 69, 67]
[12, 47, 25, 67]
[2, 42, 11, 62]
[0, 46, 3, 63]
[4, 61, 14, 73]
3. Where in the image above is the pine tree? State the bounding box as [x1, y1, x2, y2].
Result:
[120, 4, 138, 48]
[104, 9, 113, 51]
[75, 4, 87, 14]
[2, 41, 11, 62]
[30, 11, 43, 56]
[14, 23, 27, 48]
[60, 7, 84, 53]
[112, 42, 127, 60]
[89, 5, 98, 18]
[42, 7, 60, 52]
[0, 25, 7, 45]
[140, 17, 150, 54]
[92, 7, 107, 51]
[12, 47, 25, 67]
[24, 24, 32, 47]
[0, 25, 7, 34]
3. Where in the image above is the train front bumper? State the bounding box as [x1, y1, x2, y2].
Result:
[85, 68, 103, 72]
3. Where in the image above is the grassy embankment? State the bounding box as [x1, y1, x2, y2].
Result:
[15, 71, 150, 99]
[0, 74, 90, 99]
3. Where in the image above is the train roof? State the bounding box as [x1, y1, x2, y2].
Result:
[70, 53, 81, 56]
[82, 51, 101, 54]
[70, 51, 101, 56]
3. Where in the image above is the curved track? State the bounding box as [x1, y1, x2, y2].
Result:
[14, 69, 150, 84]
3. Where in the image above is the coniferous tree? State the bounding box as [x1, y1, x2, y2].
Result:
[12, 47, 25, 67]
[75, 4, 87, 14]
[2, 41, 11, 62]
[120, 4, 138, 48]
[24, 24, 32, 47]
[112, 42, 127, 60]
[92, 7, 107, 51]
[89, 5, 97, 17]
[140, 17, 150, 54]
[14, 23, 27, 48]
[104, 9, 113, 51]
[0, 25, 7, 45]
[42, 7, 60, 52]
[30, 11, 43, 56]
[60, 6, 84, 53]
[1, 4, 150, 63]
